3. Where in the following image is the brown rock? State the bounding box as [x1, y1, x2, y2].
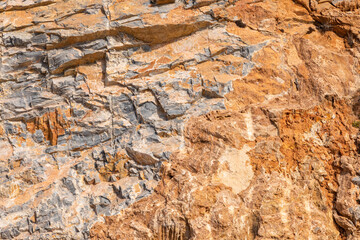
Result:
[0, 0, 360, 239]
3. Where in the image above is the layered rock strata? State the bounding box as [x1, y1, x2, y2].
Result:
[0, 0, 359, 239]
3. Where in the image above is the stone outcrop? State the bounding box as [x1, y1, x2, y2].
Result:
[0, 0, 359, 239]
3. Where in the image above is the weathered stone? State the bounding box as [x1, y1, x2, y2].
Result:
[351, 176, 360, 186]
[1, 0, 360, 239]
[112, 177, 143, 200]
[84, 171, 101, 185]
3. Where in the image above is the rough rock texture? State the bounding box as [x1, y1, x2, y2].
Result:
[0, 0, 360, 239]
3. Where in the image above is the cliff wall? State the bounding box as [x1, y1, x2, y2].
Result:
[0, 0, 360, 239]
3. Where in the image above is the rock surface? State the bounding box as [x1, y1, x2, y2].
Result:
[0, 0, 360, 239]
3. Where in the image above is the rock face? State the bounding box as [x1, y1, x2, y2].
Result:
[0, 0, 360, 239]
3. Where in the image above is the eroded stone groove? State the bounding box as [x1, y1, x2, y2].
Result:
[1, 0, 360, 239]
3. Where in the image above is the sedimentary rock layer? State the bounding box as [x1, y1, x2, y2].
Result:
[0, 0, 359, 239]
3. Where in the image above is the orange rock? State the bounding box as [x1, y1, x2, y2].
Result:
[26, 108, 70, 146]
[1, 0, 360, 239]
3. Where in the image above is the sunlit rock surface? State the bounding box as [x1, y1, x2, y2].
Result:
[0, 0, 360, 239]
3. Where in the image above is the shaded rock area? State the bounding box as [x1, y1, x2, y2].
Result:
[0, 0, 360, 239]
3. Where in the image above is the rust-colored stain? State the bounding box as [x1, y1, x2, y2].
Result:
[97, 151, 130, 181]
[249, 97, 358, 208]
[26, 108, 71, 146]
